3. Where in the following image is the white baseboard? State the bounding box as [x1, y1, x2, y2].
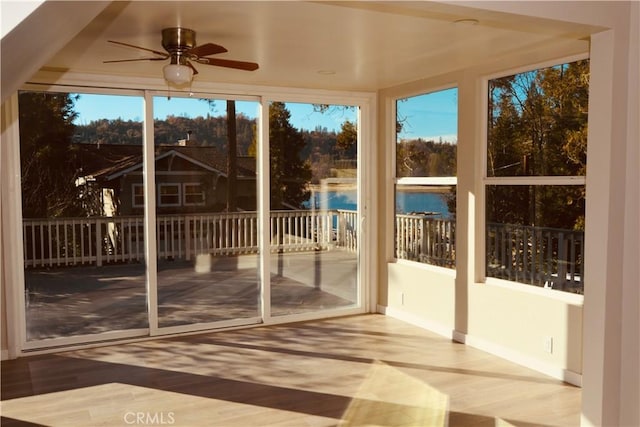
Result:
[377, 305, 454, 340]
[1, 349, 8, 361]
[456, 331, 582, 386]
[378, 305, 582, 387]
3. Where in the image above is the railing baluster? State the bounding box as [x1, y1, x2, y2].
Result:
[177, 216, 183, 259]
[88, 219, 93, 264]
[37, 222, 43, 268]
[80, 221, 85, 265]
[185, 216, 191, 261]
[30, 222, 35, 267]
[62, 220, 68, 266]
[96, 218, 102, 267]
[198, 215, 205, 254]
[243, 216, 248, 252]
[23, 223, 28, 267]
[46, 222, 52, 267]
[165, 216, 170, 259]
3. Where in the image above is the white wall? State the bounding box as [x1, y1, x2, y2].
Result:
[1, 95, 23, 360]
[619, 8, 640, 427]
[384, 263, 456, 337]
[581, 5, 639, 426]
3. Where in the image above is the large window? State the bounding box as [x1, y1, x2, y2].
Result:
[14, 88, 368, 348]
[268, 101, 360, 316]
[485, 59, 588, 294]
[394, 88, 457, 268]
[19, 91, 148, 342]
[152, 96, 261, 329]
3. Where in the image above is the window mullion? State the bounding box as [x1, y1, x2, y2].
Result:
[484, 176, 586, 186]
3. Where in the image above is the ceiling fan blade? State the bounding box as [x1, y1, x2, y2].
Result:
[187, 60, 199, 76]
[196, 57, 259, 71]
[103, 57, 167, 63]
[107, 40, 169, 57]
[187, 43, 228, 57]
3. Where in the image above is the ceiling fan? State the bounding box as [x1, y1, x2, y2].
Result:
[104, 27, 259, 85]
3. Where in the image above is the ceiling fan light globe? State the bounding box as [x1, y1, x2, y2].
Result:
[163, 63, 193, 85]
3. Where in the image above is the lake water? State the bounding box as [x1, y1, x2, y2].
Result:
[306, 189, 452, 219]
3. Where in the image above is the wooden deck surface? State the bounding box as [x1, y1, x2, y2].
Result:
[1, 314, 581, 427]
[24, 250, 358, 340]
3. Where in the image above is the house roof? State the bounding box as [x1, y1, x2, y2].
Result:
[77, 144, 256, 183]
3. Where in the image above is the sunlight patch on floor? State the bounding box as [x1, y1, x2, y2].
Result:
[339, 360, 449, 427]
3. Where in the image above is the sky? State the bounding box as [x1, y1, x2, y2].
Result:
[72, 89, 458, 142]
[396, 88, 458, 143]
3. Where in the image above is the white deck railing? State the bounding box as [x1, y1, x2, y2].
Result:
[395, 214, 456, 268]
[486, 222, 584, 293]
[394, 216, 584, 293]
[23, 210, 358, 268]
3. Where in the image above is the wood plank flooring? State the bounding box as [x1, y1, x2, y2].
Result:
[1, 314, 581, 426]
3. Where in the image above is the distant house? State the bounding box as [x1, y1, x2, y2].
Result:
[75, 143, 257, 216]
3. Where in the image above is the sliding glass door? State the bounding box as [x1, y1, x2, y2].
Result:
[16, 90, 365, 349]
[153, 96, 261, 330]
[267, 102, 359, 317]
[19, 91, 148, 344]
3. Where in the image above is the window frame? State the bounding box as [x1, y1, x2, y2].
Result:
[482, 55, 589, 294]
[392, 86, 458, 268]
[157, 183, 181, 207]
[132, 183, 145, 208]
[182, 182, 206, 206]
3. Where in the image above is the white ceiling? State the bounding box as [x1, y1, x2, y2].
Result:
[6, 1, 597, 94]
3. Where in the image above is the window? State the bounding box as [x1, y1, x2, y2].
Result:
[132, 184, 144, 207]
[485, 59, 588, 294]
[18, 90, 148, 342]
[183, 183, 205, 206]
[158, 183, 181, 207]
[269, 101, 359, 316]
[394, 88, 457, 268]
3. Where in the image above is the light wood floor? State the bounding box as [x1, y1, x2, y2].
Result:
[1, 314, 581, 427]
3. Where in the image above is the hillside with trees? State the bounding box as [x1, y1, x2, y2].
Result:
[73, 112, 353, 161]
[19, 91, 357, 217]
[396, 138, 456, 177]
[73, 114, 257, 153]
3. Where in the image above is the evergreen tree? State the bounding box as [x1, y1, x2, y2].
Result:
[19, 91, 82, 218]
[269, 102, 312, 209]
[335, 120, 357, 159]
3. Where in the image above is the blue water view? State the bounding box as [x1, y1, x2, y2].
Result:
[396, 191, 452, 218]
[306, 190, 452, 218]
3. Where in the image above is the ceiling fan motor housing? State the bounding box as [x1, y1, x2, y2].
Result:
[105, 27, 258, 72]
[162, 27, 196, 54]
